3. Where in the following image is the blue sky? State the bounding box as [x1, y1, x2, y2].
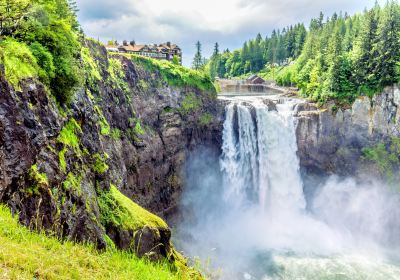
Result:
[76, 0, 385, 66]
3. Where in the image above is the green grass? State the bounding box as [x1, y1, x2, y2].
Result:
[0, 204, 183, 280]
[0, 38, 39, 90]
[98, 185, 167, 231]
[130, 55, 216, 93]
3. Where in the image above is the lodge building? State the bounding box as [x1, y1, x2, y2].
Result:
[106, 41, 182, 64]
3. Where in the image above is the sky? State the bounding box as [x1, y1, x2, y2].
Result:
[76, 0, 385, 67]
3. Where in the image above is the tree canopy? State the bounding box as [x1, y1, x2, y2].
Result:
[206, 1, 400, 104]
[0, 0, 82, 104]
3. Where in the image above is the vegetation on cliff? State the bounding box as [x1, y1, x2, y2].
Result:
[362, 137, 400, 187]
[0, 1, 213, 279]
[132, 55, 216, 93]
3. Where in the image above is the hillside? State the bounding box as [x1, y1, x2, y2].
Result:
[207, 1, 400, 105]
[0, 204, 181, 279]
[0, 0, 222, 278]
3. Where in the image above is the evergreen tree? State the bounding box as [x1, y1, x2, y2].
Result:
[376, 1, 400, 85]
[192, 41, 204, 70]
[354, 5, 380, 88]
[213, 42, 220, 57]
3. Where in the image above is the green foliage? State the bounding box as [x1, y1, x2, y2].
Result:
[134, 120, 145, 136]
[172, 55, 180, 65]
[57, 118, 82, 172]
[94, 106, 111, 136]
[179, 93, 202, 115]
[0, 0, 83, 104]
[206, 24, 307, 79]
[0, 204, 183, 279]
[285, 2, 399, 104]
[81, 47, 101, 88]
[0, 39, 40, 90]
[63, 172, 82, 195]
[29, 164, 48, 186]
[131, 55, 216, 93]
[26, 164, 48, 196]
[209, 2, 400, 104]
[199, 113, 213, 126]
[57, 118, 82, 152]
[111, 128, 121, 140]
[192, 41, 205, 70]
[108, 58, 129, 92]
[98, 184, 168, 231]
[29, 41, 56, 86]
[362, 137, 400, 184]
[92, 153, 109, 174]
[0, 0, 30, 36]
[59, 148, 68, 172]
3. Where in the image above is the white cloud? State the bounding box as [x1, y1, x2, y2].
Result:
[76, 0, 385, 66]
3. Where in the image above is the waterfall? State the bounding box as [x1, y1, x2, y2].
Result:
[220, 100, 306, 213]
[179, 95, 400, 280]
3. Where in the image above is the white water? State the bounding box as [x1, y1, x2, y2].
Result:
[179, 96, 400, 280]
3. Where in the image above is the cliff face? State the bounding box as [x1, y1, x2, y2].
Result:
[0, 39, 223, 263]
[295, 85, 400, 180]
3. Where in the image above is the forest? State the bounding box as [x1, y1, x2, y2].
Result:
[206, 1, 400, 104]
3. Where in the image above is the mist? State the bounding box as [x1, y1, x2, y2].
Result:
[176, 98, 400, 280]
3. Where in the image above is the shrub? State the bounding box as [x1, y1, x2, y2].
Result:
[179, 93, 202, 115]
[92, 153, 109, 174]
[0, 39, 40, 90]
[131, 55, 216, 93]
[29, 42, 56, 86]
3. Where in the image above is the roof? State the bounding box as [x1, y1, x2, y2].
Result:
[247, 74, 257, 81]
[107, 42, 181, 54]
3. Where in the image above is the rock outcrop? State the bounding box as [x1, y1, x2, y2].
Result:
[0, 39, 223, 265]
[295, 85, 400, 179]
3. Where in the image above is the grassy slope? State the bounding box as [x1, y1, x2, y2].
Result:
[0, 205, 182, 280]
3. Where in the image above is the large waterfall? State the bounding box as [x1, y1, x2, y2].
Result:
[178, 95, 400, 280]
[221, 101, 305, 213]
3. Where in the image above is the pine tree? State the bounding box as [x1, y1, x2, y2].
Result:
[354, 5, 381, 88]
[68, 0, 79, 15]
[213, 42, 220, 57]
[376, 1, 400, 85]
[192, 41, 204, 70]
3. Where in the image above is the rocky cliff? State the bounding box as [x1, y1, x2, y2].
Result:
[0, 39, 223, 267]
[295, 85, 400, 182]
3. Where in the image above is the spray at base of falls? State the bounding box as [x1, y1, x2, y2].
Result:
[178, 96, 400, 280]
